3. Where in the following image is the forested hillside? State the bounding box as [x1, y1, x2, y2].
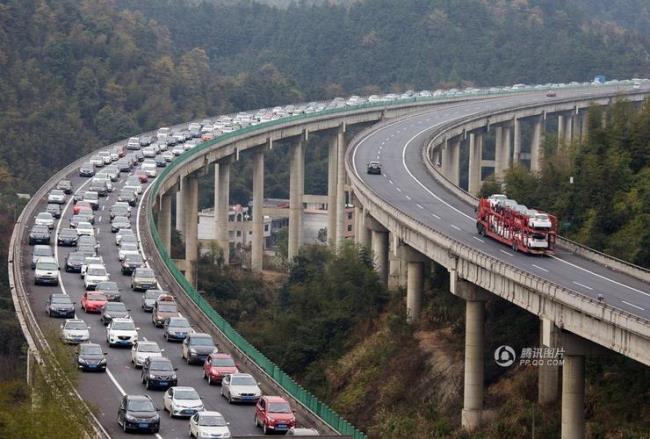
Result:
[118, 0, 650, 96]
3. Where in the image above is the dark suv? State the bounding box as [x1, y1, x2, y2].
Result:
[117, 394, 160, 433]
[29, 225, 50, 245]
[46, 293, 75, 318]
[141, 356, 178, 390]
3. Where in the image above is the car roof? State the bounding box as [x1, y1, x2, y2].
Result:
[36, 257, 57, 264]
[263, 395, 288, 403]
[50, 293, 69, 299]
[126, 394, 152, 402]
[189, 332, 211, 339]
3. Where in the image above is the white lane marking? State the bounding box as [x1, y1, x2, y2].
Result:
[473, 236, 484, 243]
[101, 205, 105, 211]
[532, 264, 549, 273]
[106, 368, 127, 395]
[431, 213, 440, 219]
[572, 281, 593, 291]
[388, 180, 394, 185]
[500, 250, 513, 256]
[621, 300, 645, 311]
[376, 154, 380, 159]
[98, 216, 102, 223]
[405, 195, 412, 200]
[450, 224, 461, 231]
[550, 256, 650, 298]
[396, 187, 402, 192]
[416, 203, 424, 209]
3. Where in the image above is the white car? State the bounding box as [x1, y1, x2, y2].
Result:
[76, 221, 95, 237]
[119, 243, 140, 261]
[106, 318, 138, 347]
[220, 373, 262, 404]
[141, 163, 157, 177]
[61, 319, 90, 344]
[84, 264, 109, 290]
[34, 212, 55, 229]
[123, 184, 142, 195]
[47, 189, 66, 204]
[80, 256, 103, 278]
[116, 228, 135, 246]
[131, 340, 164, 368]
[162, 151, 174, 162]
[189, 411, 231, 438]
[163, 386, 204, 418]
[34, 257, 59, 286]
[172, 145, 185, 156]
[142, 147, 156, 158]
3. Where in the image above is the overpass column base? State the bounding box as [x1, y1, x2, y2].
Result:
[158, 192, 172, 253]
[406, 261, 424, 323]
[561, 354, 585, 439]
[538, 318, 560, 404]
[370, 230, 388, 285]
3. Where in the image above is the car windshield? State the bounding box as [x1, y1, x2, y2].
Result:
[34, 248, 51, 256]
[231, 376, 256, 386]
[51, 296, 71, 304]
[68, 254, 85, 262]
[150, 361, 172, 371]
[84, 193, 98, 200]
[66, 321, 87, 330]
[191, 337, 214, 347]
[137, 269, 154, 277]
[61, 230, 76, 236]
[198, 414, 227, 427]
[128, 399, 155, 412]
[80, 345, 102, 355]
[88, 293, 107, 301]
[36, 213, 51, 219]
[106, 303, 126, 311]
[211, 358, 235, 367]
[169, 319, 190, 328]
[268, 402, 292, 413]
[138, 343, 160, 353]
[78, 223, 92, 230]
[51, 190, 64, 195]
[174, 389, 199, 400]
[145, 291, 164, 299]
[125, 255, 143, 264]
[87, 267, 106, 276]
[37, 261, 58, 270]
[158, 304, 177, 312]
[32, 226, 48, 233]
[122, 244, 137, 251]
[97, 282, 117, 291]
[112, 321, 135, 330]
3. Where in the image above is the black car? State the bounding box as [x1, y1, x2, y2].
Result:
[142, 290, 166, 312]
[28, 225, 50, 245]
[182, 333, 218, 365]
[79, 163, 95, 177]
[141, 357, 177, 390]
[76, 343, 107, 372]
[121, 254, 144, 275]
[57, 228, 79, 247]
[117, 394, 160, 433]
[65, 251, 87, 272]
[46, 203, 61, 219]
[134, 150, 144, 162]
[366, 161, 382, 175]
[100, 302, 130, 325]
[56, 179, 73, 194]
[46, 294, 75, 318]
[163, 317, 192, 342]
[96, 281, 121, 302]
[155, 156, 167, 167]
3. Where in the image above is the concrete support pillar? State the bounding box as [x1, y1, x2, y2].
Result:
[468, 132, 482, 195]
[214, 159, 230, 265]
[158, 192, 172, 254]
[564, 114, 573, 143]
[513, 118, 522, 165]
[288, 139, 305, 261]
[448, 138, 461, 185]
[327, 136, 338, 245]
[371, 230, 388, 284]
[601, 109, 607, 128]
[354, 206, 370, 248]
[561, 355, 586, 439]
[503, 125, 512, 169]
[581, 111, 589, 142]
[335, 127, 347, 247]
[572, 111, 580, 142]
[558, 114, 565, 145]
[462, 299, 485, 430]
[175, 186, 184, 232]
[251, 149, 264, 272]
[530, 116, 543, 173]
[493, 126, 504, 178]
[183, 175, 198, 287]
[538, 318, 560, 405]
[406, 261, 424, 323]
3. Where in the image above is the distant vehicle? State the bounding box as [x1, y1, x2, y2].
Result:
[64, 252, 86, 272]
[141, 356, 177, 389]
[56, 179, 73, 194]
[593, 74, 606, 85]
[121, 253, 145, 275]
[96, 281, 121, 302]
[546, 91, 557, 97]
[76, 343, 107, 372]
[163, 317, 193, 342]
[46, 293, 75, 318]
[100, 301, 130, 325]
[189, 411, 231, 439]
[34, 257, 59, 286]
[152, 294, 179, 327]
[81, 291, 108, 313]
[203, 353, 238, 385]
[79, 162, 95, 177]
[46, 203, 61, 218]
[131, 341, 164, 368]
[182, 332, 217, 364]
[131, 267, 157, 291]
[84, 264, 109, 290]
[221, 373, 262, 404]
[366, 161, 381, 175]
[142, 289, 166, 312]
[61, 319, 90, 344]
[163, 386, 204, 418]
[116, 394, 160, 433]
[32, 244, 53, 268]
[47, 189, 66, 204]
[29, 225, 50, 245]
[106, 318, 139, 347]
[34, 212, 55, 229]
[255, 396, 296, 434]
[111, 216, 131, 233]
[76, 222, 95, 237]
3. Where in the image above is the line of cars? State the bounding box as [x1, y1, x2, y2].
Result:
[29, 127, 316, 437]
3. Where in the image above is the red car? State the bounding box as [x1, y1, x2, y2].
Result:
[73, 201, 93, 215]
[135, 171, 148, 183]
[203, 353, 238, 385]
[81, 291, 108, 313]
[255, 396, 296, 434]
